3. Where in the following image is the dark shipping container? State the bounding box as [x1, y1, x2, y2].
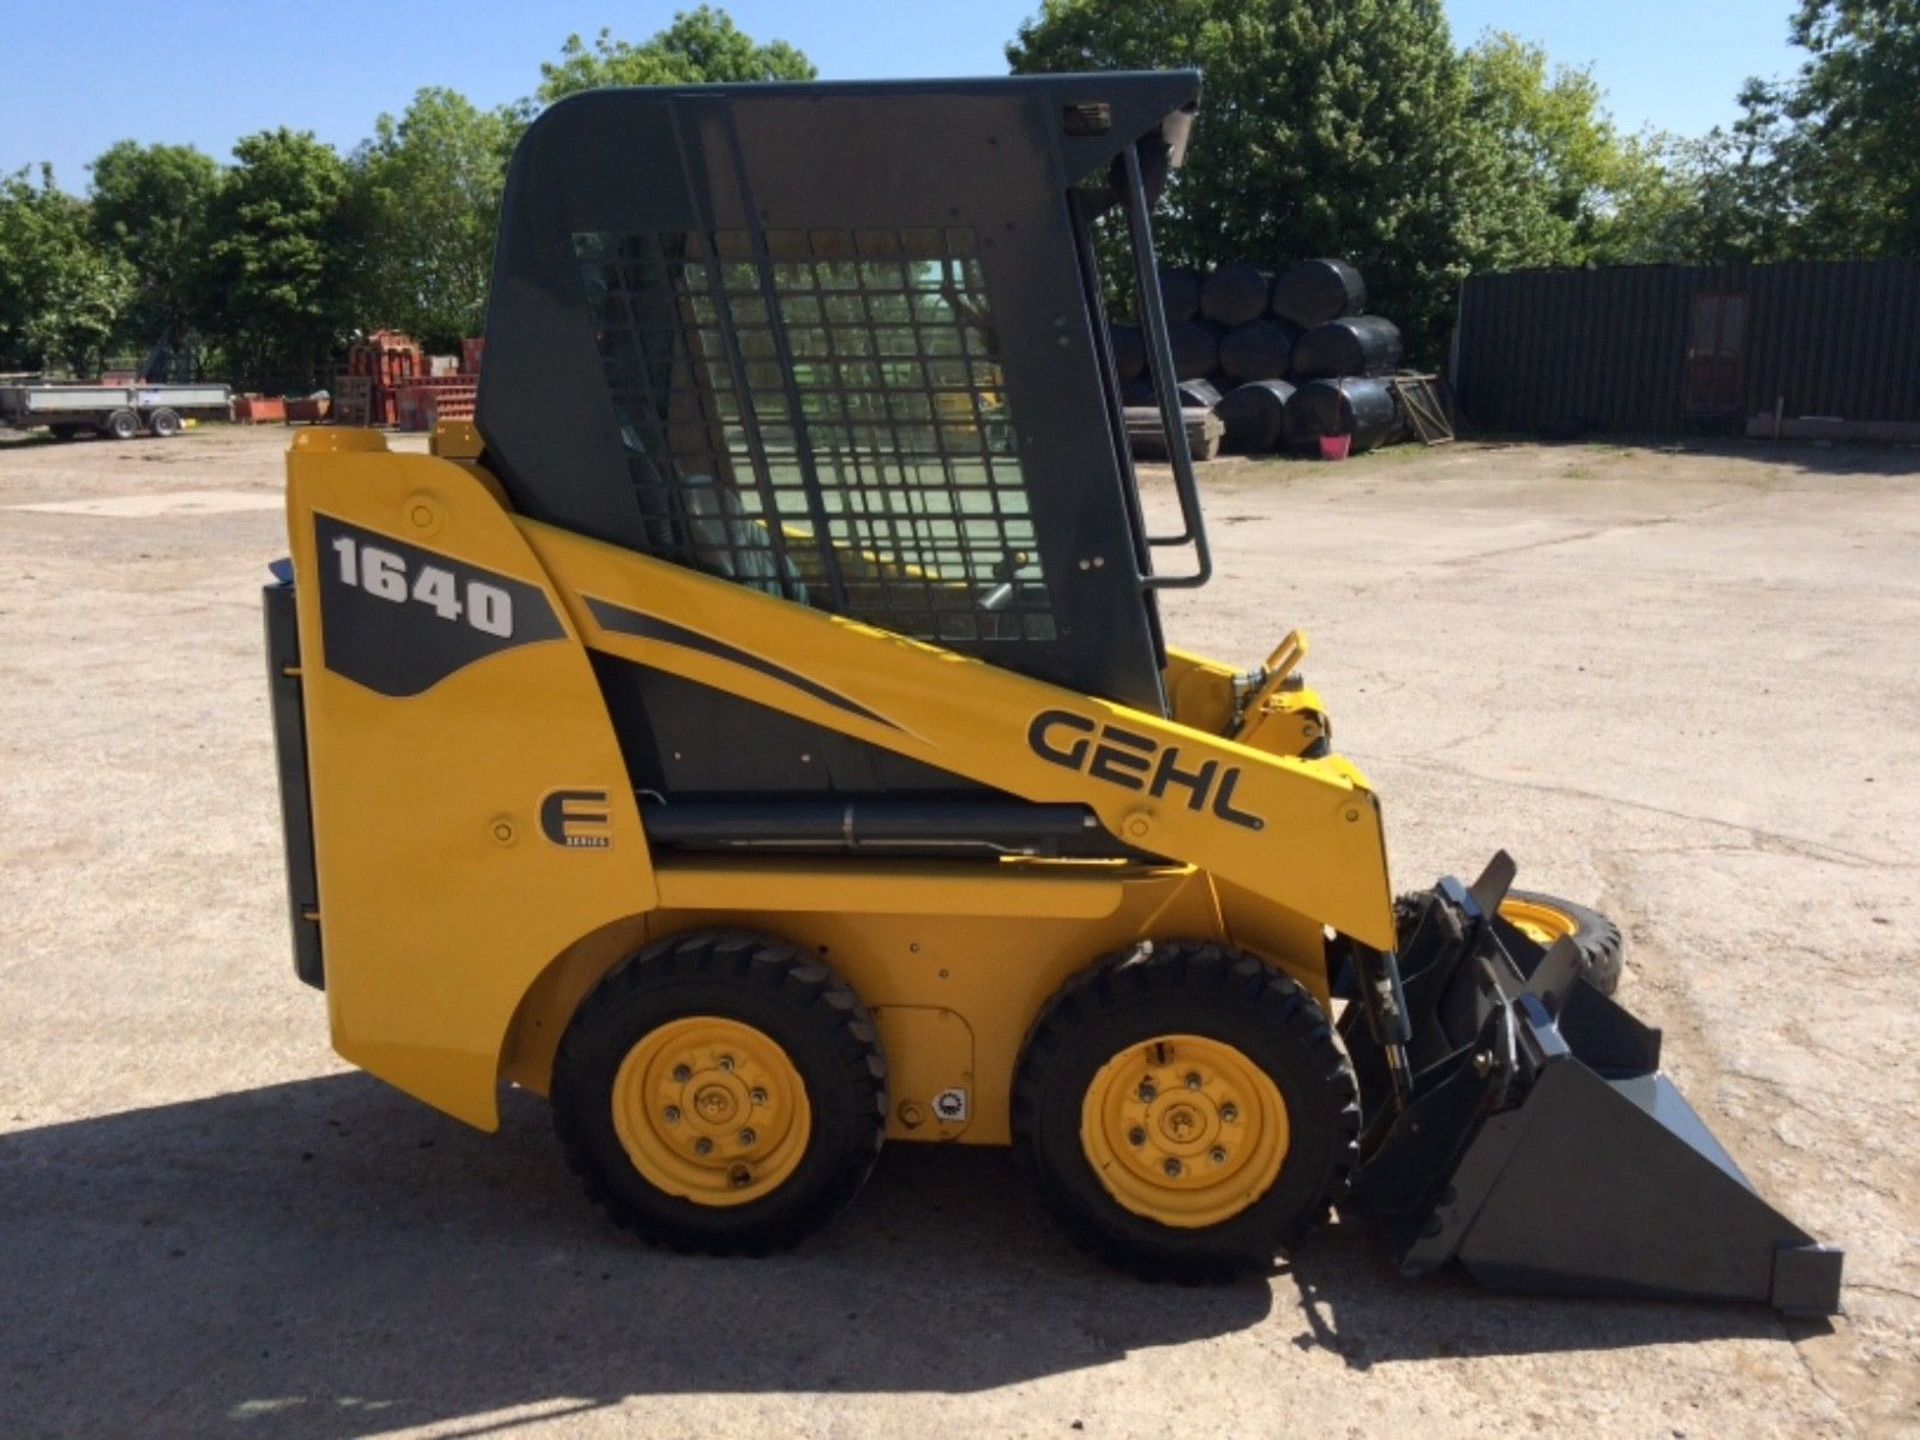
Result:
[1452, 259, 1920, 437]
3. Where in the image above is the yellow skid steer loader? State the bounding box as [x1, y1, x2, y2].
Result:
[264, 72, 1839, 1311]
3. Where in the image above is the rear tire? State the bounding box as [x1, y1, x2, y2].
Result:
[1013, 941, 1359, 1282]
[104, 408, 140, 441]
[147, 407, 182, 438]
[552, 929, 886, 1255]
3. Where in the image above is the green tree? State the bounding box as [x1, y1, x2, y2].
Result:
[198, 129, 358, 389]
[1458, 33, 1691, 268]
[0, 165, 134, 375]
[86, 141, 223, 353]
[1654, 103, 1801, 264]
[536, 6, 815, 105]
[353, 89, 515, 350]
[1764, 0, 1918, 256]
[1009, 0, 1479, 359]
[1662, 2, 1918, 264]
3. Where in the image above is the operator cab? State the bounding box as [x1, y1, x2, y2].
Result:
[479, 72, 1207, 735]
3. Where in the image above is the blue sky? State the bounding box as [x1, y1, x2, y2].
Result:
[3, 2, 1803, 188]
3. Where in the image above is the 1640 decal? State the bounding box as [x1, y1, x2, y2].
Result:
[313, 514, 563, 697]
[329, 533, 516, 637]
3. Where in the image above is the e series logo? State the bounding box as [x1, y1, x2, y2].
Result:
[540, 789, 613, 849]
[1027, 709, 1264, 831]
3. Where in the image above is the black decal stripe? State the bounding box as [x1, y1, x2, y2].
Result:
[586, 597, 899, 731]
[314, 514, 565, 698]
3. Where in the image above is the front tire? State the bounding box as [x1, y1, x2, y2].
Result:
[552, 929, 887, 1255]
[104, 408, 139, 440]
[1013, 941, 1359, 1281]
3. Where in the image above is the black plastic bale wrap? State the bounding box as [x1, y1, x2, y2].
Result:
[1108, 322, 1147, 383]
[1291, 315, 1404, 380]
[1167, 320, 1224, 381]
[1284, 377, 1404, 453]
[1200, 261, 1273, 328]
[1272, 257, 1368, 328]
[1121, 376, 1221, 410]
[1218, 318, 1301, 383]
[1157, 266, 1203, 323]
[1216, 380, 1296, 453]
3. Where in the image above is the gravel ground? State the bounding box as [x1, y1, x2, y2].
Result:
[2, 425, 1916, 1439]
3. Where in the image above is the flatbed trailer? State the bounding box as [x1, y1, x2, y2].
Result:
[0, 382, 232, 440]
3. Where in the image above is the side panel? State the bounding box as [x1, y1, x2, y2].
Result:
[501, 858, 1250, 1146]
[285, 431, 653, 1129]
[521, 517, 1397, 952]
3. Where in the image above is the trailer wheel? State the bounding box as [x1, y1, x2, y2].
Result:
[1013, 941, 1359, 1282]
[1387, 889, 1624, 996]
[104, 408, 140, 441]
[147, 407, 182, 438]
[552, 929, 887, 1255]
[1498, 890, 1624, 995]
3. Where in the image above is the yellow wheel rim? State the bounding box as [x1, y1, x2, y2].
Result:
[1500, 897, 1579, 950]
[1080, 1034, 1289, 1230]
[611, 1016, 810, 1208]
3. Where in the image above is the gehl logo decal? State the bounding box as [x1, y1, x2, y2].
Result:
[1027, 709, 1265, 831]
[541, 789, 612, 849]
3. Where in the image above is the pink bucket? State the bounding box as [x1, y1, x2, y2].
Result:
[1318, 434, 1352, 460]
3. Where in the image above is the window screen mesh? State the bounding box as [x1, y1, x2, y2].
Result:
[572, 227, 1055, 644]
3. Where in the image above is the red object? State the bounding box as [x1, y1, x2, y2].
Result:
[283, 396, 331, 424]
[346, 330, 425, 426]
[460, 337, 486, 375]
[395, 378, 481, 431]
[424, 390, 477, 427]
[1318, 434, 1351, 460]
[234, 395, 287, 424]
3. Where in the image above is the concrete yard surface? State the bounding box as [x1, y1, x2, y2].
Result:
[1, 426, 1916, 1439]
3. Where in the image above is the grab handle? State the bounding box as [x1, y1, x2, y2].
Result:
[1119, 142, 1212, 590]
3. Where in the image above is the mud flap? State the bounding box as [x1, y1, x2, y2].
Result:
[1340, 855, 1843, 1315]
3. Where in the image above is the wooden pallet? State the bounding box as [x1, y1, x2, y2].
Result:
[1388, 373, 1454, 445]
[332, 374, 372, 428]
[1122, 404, 1225, 461]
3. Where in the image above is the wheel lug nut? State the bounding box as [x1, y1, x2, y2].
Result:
[738, 1128, 757, 1146]
[728, 1163, 752, 1188]
[1162, 1158, 1182, 1178]
[694, 1138, 713, 1156]
[663, 1106, 681, 1125]
[1210, 1147, 1227, 1165]
[750, 1087, 767, 1105]
[1138, 1082, 1157, 1103]
[718, 1056, 735, 1072]
[1220, 1104, 1238, 1123]
[672, 1065, 691, 1083]
[1127, 1126, 1147, 1147]
[1185, 1072, 1203, 1090]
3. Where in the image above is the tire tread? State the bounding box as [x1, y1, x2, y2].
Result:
[552, 928, 886, 1256]
[1012, 940, 1359, 1283]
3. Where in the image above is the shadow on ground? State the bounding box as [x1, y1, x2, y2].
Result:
[1462, 433, 1920, 477]
[0, 1073, 1796, 1436]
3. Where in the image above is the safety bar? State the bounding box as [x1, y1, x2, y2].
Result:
[1119, 142, 1212, 590]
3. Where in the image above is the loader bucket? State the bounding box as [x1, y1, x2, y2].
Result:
[1340, 857, 1843, 1316]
